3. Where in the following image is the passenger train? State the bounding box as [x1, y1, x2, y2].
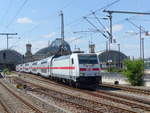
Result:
[16, 53, 101, 87]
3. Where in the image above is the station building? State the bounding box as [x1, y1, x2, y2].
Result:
[144, 58, 150, 69]
[0, 38, 128, 71]
[97, 50, 128, 69]
[0, 49, 23, 70]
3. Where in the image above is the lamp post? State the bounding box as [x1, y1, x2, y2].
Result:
[141, 38, 144, 60]
[118, 44, 120, 68]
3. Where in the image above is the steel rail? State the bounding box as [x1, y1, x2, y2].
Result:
[14, 76, 137, 113]
[0, 81, 43, 113]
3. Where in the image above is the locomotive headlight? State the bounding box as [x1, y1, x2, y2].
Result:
[95, 72, 100, 76]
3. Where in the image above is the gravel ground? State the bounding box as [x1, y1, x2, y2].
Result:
[0, 98, 8, 113]
[17, 74, 144, 113]
[28, 91, 88, 113]
[3, 77, 68, 113]
[0, 79, 35, 113]
[109, 90, 150, 101]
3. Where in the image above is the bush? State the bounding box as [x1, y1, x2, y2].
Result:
[3, 68, 11, 75]
[122, 59, 144, 86]
[107, 67, 123, 73]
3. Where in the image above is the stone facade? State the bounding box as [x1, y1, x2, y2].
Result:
[0, 49, 23, 70]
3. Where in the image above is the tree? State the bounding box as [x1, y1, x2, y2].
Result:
[123, 59, 144, 86]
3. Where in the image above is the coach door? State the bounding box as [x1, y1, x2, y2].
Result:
[70, 58, 76, 76]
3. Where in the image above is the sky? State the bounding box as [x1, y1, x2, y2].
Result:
[0, 0, 150, 58]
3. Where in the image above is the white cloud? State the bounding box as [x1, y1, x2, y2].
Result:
[123, 44, 139, 49]
[42, 32, 55, 38]
[112, 24, 123, 32]
[125, 30, 138, 36]
[17, 17, 33, 24]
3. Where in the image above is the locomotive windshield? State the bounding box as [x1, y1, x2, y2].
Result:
[78, 55, 98, 64]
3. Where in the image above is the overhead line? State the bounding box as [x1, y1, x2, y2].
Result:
[92, 12, 111, 37]
[61, 0, 74, 10]
[83, 17, 109, 39]
[20, 0, 75, 39]
[4, 0, 28, 30]
[86, 0, 121, 17]
[65, 0, 121, 28]
[20, 0, 120, 39]
[20, 24, 41, 37]
[0, 0, 13, 25]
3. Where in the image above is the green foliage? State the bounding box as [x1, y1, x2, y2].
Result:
[3, 68, 11, 75]
[107, 67, 123, 73]
[122, 59, 144, 86]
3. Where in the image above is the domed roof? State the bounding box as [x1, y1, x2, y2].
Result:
[35, 38, 71, 56]
[34, 47, 51, 55]
[0, 49, 23, 64]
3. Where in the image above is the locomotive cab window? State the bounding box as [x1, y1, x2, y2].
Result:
[78, 55, 98, 64]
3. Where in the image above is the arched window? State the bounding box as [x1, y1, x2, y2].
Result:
[3, 52, 6, 59]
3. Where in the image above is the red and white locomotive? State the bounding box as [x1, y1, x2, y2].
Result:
[16, 53, 101, 87]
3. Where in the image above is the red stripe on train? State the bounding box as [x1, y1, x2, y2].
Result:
[92, 68, 100, 71]
[19, 67, 75, 70]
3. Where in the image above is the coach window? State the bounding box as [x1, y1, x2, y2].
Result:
[71, 58, 74, 64]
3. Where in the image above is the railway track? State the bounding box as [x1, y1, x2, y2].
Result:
[101, 83, 150, 95]
[13, 72, 150, 112]
[0, 81, 43, 113]
[14, 71, 150, 95]
[14, 77, 136, 113]
[0, 95, 12, 113]
[20, 73, 150, 111]
[86, 90, 150, 111]
[32, 88, 103, 113]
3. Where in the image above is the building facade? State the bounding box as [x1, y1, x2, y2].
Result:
[0, 49, 23, 70]
[97, 50, 128, 69]
[24, 38, 71, 63]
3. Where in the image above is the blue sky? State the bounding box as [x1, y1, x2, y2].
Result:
[0, 0, 150, 58]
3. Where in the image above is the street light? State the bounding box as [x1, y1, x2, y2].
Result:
[141, 38, 144, 60]
[118, 44, 120, 68]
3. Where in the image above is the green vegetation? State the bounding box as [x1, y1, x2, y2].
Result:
[3, 68, 11, 75]
[107, 67, 123, 73]
[122, 59, 144, 86]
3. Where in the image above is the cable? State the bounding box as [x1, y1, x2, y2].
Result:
[19, 0, 76, 39]
[83, 17, 109, 39]
[86, 0, 121, 17]
[92, 12, 111, 36]
[20, 24, 41, 37]
[61, 0, 74, 10]
[4, 0, 28, 30]
[65, 0, 121, 29]
[0, 0, 13, 25]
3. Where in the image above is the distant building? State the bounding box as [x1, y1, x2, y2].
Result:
[24, 43, 32, 62]
[0, 49, 23, 70]
[24, 38, 71, 63]
[144, 58, 150, 69]
[89, 44, 95, 53]
[97, 50, 128, 69]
